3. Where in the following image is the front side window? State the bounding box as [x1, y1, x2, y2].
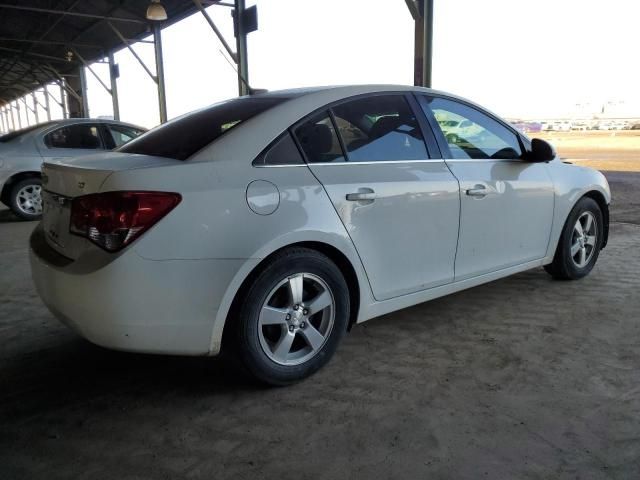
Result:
[45, 124, 103, 149]
[331, 95, 429, 162]
[294, 112, 345, 164]
[119, 96, 290, 160]
[108, 124, 144, 148]
[422, 97, 522, 160]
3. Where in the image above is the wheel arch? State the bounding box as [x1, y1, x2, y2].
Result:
[218, 241, 362, 355]
[582, 190, 609, 249]
[1, 171, 41, 205]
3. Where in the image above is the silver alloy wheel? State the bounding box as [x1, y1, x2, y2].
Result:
[16, 184, 43, 215]
[571, 211, 597, 268]
[258, 272, 335, 366]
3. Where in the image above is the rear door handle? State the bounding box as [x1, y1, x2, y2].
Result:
[346, 188, 377, 202]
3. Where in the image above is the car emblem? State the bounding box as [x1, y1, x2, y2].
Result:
[58, 197, 65, 206]
[77, 181, 85, 189]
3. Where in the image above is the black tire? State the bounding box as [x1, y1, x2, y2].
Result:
[544, 197, 603, 280]
[9, 177, 43, 221]
[233, 247, 349, 386]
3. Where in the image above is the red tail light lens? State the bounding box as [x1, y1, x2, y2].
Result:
[70, 191, 181, 252]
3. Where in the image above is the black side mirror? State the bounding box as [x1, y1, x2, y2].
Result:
[528, 138, 556, 162]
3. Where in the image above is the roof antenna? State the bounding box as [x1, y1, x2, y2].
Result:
[218, 49, 266, 95]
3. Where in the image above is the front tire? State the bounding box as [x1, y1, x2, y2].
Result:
[545, 197, 603, 280]
[233, 247, 349, 386]
[9, 177, 43, 221]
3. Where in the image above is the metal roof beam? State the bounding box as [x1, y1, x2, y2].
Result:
[107, 22, 158, 83]
[70, 47, 112, 95]
[0, 4, 146, 24]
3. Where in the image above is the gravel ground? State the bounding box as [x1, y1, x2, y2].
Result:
[0, 172, 639, 479]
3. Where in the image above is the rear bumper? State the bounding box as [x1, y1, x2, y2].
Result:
[29, 225, 243, 356]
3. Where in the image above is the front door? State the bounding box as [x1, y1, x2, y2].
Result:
[418, 95, 555, 281]
[293, 94, 460, 301]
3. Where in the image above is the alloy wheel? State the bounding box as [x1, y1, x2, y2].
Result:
[571, 211, 597, 268]
[258, 272, 335, 366]
[16, 184, 43, 216]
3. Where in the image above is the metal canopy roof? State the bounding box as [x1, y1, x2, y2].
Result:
[0, 1, 208, 108]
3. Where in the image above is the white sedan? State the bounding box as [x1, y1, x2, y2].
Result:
[30, 85, 611, 385]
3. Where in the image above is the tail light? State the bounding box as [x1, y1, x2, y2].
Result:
[70, 191, 181, 252]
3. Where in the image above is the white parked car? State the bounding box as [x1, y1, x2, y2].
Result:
[30, 85, 611, 385]
[0, 119, 145, 220]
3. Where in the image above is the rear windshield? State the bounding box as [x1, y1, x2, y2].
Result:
[0, 122, 55, 142]
[118, 96, 290, 160]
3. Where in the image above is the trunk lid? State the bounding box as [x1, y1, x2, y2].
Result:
[41, 152, 178, 259]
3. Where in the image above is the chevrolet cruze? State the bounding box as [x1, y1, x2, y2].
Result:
[29, 85, 611, 385]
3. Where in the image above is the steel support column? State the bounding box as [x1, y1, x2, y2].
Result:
[411, 0, 433, 88]
[31, 92, 40, 123]
[234, 0, 249, 96]
[108, 52, 120, 120]
[79, 65, 89, 117]
[14, 101, 22, 128]
[43, 85, 52, 121]
[153, 24, 167, 123]
[59, 81, 68, 118]
[10, 102, 17, 130]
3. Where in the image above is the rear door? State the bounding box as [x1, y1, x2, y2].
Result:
[417, 95, 554, 281]
[39, 122, 106, 161]
[294, 93, 460, 301]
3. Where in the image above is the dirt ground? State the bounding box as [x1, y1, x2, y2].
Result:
[1, 164, 639, 478]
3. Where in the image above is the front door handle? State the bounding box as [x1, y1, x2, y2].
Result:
[346, 188, 377, 202]
[466, 184, 496, 197]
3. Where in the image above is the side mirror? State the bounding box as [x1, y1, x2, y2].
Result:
[528, 138, 556, 162]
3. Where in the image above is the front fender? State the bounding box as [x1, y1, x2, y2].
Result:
[544, 161, 611, 261]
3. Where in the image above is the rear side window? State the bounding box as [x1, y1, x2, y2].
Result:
[45, 124, 103, 149]
[119, 96, 290, 160]
[331, 95, 429, 162]
[253, 132, 304, 166]
[294, 112, 345, 163]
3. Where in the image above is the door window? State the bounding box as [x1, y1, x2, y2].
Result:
[331, 95, 429, 162]
[45, 124, 103, 149]
[108, 124, 144, 148]
[293, 112, 345, 163]
[423, 97, 522, 160]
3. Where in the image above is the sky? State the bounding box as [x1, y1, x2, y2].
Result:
[3, 0, 640, 131]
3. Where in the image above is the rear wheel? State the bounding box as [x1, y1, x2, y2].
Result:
[233, 248, 349, 386]
[545, 197, 603, 280]
[9, 177, 43, 221]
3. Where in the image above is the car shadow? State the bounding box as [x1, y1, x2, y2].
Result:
[0, 208, 38, 224]
[0, 335, 260, 421]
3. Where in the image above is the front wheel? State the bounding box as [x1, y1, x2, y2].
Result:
[545, 197, 603, 280]
[233, 248, 349, 386]
[9, 177, 43, 221]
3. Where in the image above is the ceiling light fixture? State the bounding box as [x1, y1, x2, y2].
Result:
[146, 0, 167, 21]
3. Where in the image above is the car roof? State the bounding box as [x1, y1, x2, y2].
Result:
[0, 118, 146, 142]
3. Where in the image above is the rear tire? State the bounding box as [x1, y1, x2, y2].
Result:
[9, 177, 43, 221]
[233, 247, 349, 386]
[544, 197, 603, 280]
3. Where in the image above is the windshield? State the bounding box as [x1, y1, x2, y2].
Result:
[118, 96, 291, 160]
